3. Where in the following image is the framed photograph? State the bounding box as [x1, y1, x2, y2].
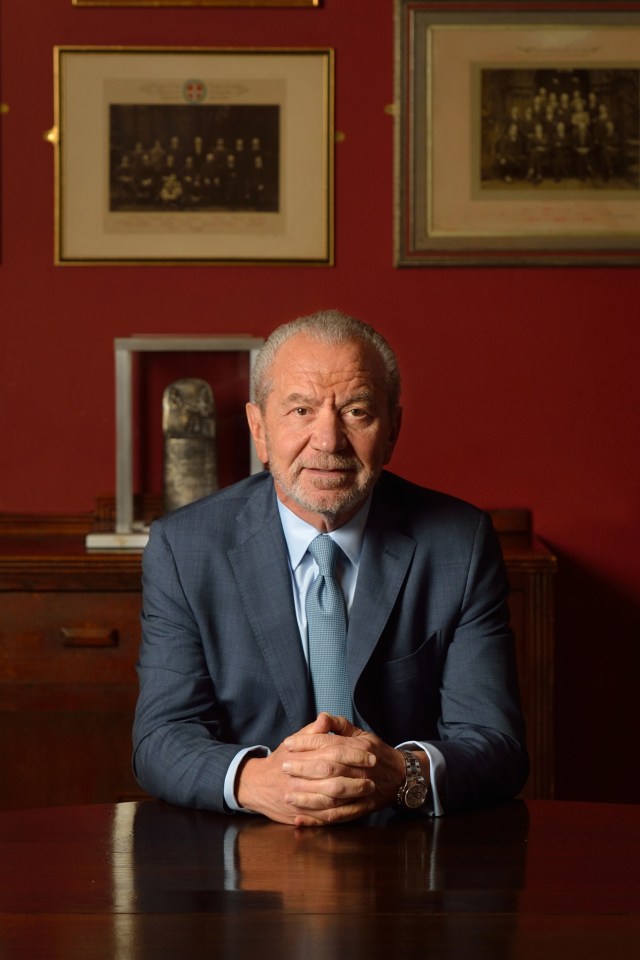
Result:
[395, 1, 640, 266]
[72, 2, 320, 7]
[54, 47, 333, 265]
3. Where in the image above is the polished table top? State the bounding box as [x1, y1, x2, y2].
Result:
[1, 799, 639, 960]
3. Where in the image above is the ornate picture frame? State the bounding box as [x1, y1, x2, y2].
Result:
[54, 47, 333, 265]
[395, 1, 640, 266]
[72, 2, 319, 7]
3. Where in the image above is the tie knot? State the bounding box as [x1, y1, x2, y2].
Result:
[308, 535, 341, 576]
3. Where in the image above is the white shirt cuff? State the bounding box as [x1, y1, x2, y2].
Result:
[223, 745, 271, 812]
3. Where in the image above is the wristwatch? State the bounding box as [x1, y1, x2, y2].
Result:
[396, 750, 429, 810]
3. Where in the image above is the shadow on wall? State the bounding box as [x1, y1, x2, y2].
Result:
[552, 552, 640, 804]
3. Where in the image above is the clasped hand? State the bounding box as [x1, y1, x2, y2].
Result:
[237, 713, 407, 826]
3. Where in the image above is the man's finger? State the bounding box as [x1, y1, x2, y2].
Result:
[285, 777, 376, 808]
[282, 757, 374, 780]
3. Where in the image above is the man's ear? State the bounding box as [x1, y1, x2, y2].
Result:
[245, 402, 268, 466]
[383, 405, 403, 464]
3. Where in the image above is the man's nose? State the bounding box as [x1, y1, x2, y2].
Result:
[311, 409, 348, 451]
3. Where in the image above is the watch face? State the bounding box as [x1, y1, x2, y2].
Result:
[404, 783, 428, 809]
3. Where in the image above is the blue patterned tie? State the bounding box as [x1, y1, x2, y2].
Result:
[306, 535, 354, 722]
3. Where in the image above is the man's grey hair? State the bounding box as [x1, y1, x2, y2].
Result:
[250, 309, 401, 411]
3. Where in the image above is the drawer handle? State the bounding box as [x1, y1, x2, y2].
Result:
[60, 627, 119, 648]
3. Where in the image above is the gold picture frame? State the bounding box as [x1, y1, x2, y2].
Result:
[72, 2, 320, 7]
[395, 1, 640, 266]
[54, 46, 334, 265]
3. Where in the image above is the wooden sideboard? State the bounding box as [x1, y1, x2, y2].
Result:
[0, 505, 556, 810]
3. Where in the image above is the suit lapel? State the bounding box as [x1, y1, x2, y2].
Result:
[227, 481, 312, 730]
[347, 498, 416, 683]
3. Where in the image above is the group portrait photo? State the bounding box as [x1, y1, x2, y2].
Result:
[480, 68, 640, 192]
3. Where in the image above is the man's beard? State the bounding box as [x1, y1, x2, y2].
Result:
[267, 449, 379, 522]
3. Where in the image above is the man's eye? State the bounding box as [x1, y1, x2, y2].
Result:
[346, 407, 368, 418]
[294, 407, 310, 416]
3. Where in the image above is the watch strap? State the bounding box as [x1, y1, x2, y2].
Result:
[396, 750, 428, 808]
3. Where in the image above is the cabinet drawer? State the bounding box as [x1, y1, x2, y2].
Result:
[0, 592, 141, 684]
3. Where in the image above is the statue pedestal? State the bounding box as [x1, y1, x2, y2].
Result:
[85, 531, 149, 552]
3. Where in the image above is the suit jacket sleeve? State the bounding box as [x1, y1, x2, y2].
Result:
[430, 510, 529, 809]
[132, 521, 242, 811]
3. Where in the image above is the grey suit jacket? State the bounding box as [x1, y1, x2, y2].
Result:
[133, 470, 528, 812]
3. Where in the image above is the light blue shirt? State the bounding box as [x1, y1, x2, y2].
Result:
[224, 496, 444, 816]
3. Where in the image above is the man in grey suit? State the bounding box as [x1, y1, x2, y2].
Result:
[133, 310, 527, 825]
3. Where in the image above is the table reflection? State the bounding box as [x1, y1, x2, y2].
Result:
[129, 802, 529, 960]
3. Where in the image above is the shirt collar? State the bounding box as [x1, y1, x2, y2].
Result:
[276, 495, 371, 571]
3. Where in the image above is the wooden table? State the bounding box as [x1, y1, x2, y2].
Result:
[1, 799, 637, 959]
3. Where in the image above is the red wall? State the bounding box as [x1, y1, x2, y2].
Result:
[1, 1, 639, 802]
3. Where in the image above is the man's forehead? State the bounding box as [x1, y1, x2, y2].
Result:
[272, 334, 383, 381]
[273, 362, 384, 403]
